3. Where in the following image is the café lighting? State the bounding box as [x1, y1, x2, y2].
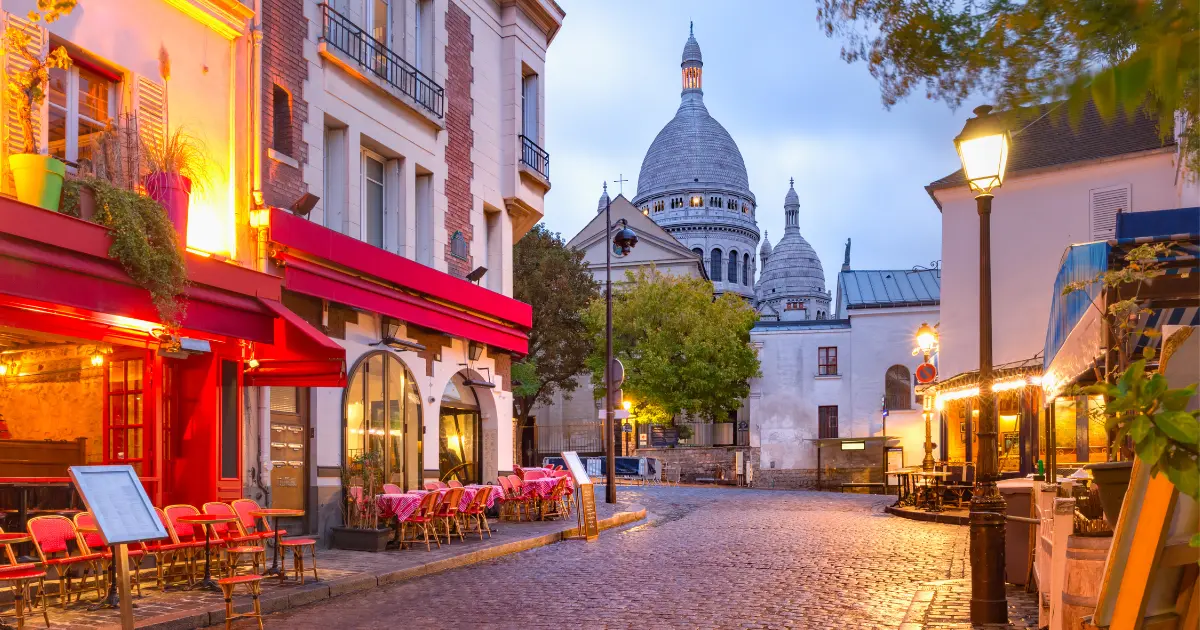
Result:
[916, 322, 938, 353]
[249, 206, 270, 230]
[90, 354, 104, 367]
[954, 105, 1010, 193]
[933, 376, 1042, 406]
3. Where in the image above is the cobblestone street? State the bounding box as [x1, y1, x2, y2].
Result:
[266, 486, 1035, 629]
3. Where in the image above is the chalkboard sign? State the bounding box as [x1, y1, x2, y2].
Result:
[649, 425, 678, 448]
[69, 465, 168, 545]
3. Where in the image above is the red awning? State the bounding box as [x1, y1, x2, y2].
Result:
[244, 299, 347, 387]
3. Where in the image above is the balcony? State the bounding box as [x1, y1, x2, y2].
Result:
[519, 135, 550, 182]
[318, 3, 444, 119]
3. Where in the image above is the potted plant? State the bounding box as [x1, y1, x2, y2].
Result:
[332, 450, 390, 552]
[142, 127, 210, 243]
[4, 2, 75, 211]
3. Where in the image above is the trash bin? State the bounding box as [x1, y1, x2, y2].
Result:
[998, 478, 1035, 586]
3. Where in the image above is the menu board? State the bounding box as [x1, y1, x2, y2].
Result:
[69, 465, 168, 545]
[560, 450, 591, 486]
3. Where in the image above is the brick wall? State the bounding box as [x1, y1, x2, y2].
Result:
[443, 1, 474, 278]
[635, 446, 759, 484]
[261, 0, 308, 208]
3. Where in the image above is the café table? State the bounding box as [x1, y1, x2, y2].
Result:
[891, 469, 919, 507]
[914, 471, 952, 512]
[249, 509, 304, 578]
[76, 525, 146, 611]
[0, 533, 30, 567]
[176, 514, 237, 591]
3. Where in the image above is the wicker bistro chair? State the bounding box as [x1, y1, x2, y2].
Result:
[26, 515, 105, 608]
[73, 512, 144, 597]
[382, 483, 404, 495]
[423, 482, 442, 491]
[460, 486, 492, 541]
[201, 503, 266, 578]
[229, 499, 283, 543]
[523, 469, 546, 480]
[143, 508, 202, 591]
[504, 474, 536, 522]
[0, 564, 50, 629]
[399, 492, 442, 551]
[432, 487, 466, 544]
[278, 536, 318, 585]
[217, 574, 265, 630]
[165, 505, 226, 580]
[447, 480, 463, 488]
[540, 476, 571, 521]
[495, 477, 514, 520]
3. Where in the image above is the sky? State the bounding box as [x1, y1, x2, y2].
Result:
[541, 0, 980, 290]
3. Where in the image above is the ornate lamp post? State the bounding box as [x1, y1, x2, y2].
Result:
[604, 182, 638, 504]
[954, 105, 1011, 625]
[915, 322, 938, 471]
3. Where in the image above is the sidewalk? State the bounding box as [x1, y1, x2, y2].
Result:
[899, 580, 1040, 629]
[25, 501, 645, 630]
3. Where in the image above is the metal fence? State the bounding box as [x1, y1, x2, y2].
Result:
[519, 135, 550, 180]
[516, 421, 604, 466]
[634, 422, 749, 448]
[319, 3, 445, 118]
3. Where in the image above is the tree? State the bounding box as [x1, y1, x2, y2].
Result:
[817, 0, 1200, 173]
[583, 268, 761, 423]
[511, 224, 598, 430]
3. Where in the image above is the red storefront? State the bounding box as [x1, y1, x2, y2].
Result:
[0, 198, 344, 518]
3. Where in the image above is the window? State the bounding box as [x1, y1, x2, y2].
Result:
[521, 72, 538, 144]
[711, 248, 723, 282]
[414, 0, 433, 72]
[727, 198, 736, 210]
[885, 365, 911, 410]
[654, 200, 664, 212]
[727, 250, 737, 283]
[818, 406, 838, 439]
[345, 351, 423, 489]
[362, 150, 385, 247]
[48, 63, 115, 165]
[272, 84, 293, 156]
[785, 300, 803, 311]
[692, 247, 703, 260]
[415, 170, 434, 264]
[690, 196, 702, 207]
[323, 126, 348, 231]
[220, 360, 239, 479]
[742, 253, 750, 285]
[370, 0, 391, 43]
[741, 203, 748, 214]
[818, 347, 837, 376]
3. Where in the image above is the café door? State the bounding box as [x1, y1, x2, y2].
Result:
[269, 387, 308, 512]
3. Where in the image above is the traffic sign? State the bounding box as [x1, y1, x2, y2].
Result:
[916, 362, 938, 384]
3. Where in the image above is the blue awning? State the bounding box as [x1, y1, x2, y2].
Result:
[1043, 241, 1109, 374]
[1116, 207, 1200, 240]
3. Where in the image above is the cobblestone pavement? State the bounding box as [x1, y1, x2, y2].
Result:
[266, 485, 1037, 629]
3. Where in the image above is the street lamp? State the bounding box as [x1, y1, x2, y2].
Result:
[604, 182, 638, 504]
[954, 104, 1010, 625]
[915, 322, 939, 472]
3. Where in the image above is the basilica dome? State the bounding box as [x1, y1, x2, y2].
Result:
[755, 179, 831, 320]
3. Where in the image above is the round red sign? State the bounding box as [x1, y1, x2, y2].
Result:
[916, 362, 937, 384]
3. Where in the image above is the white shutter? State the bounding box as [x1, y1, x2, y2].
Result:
[132, 74, 166, 160]
[1089, 184, 1130, 241]
[3, 11, 46, 188]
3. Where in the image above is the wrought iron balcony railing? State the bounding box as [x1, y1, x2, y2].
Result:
[319, 3, 444, 118]
[519, 134, 549, 181]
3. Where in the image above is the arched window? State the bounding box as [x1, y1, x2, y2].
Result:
[344, 351, 423, 490]
[885, 365, 913, 411]
[692, 247, 703, 262]
[742, 253, 750, 284]
[439, 372, 482, 483]
[727, 249, 737, 282]
[711, 248, 723, 281]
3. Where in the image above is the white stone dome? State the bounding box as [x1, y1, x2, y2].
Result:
[756, 180, 829, 312]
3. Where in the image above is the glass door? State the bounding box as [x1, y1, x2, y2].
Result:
[103, 352, 155, 495]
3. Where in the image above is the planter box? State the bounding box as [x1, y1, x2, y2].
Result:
[330, 526, 390, 552]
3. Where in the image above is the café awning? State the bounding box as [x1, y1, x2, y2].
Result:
[244, 298, 347, 387]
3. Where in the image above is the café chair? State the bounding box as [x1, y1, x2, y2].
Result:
[540, 477, 571, 521]
[513, 464, 526, 480]
[279, 537, 318, 585]
[447, 480, 463, 488]
[73, 512, 144, 597]
[230, 499, 283, 542]
[26, 515, 104, 608]
[0, 564, 50, 628]
[143, 508, 200, 591]
[423, 482, 442, 491]
[382, 484, 404, 495]
[505, 474, 535, 522]
[165, 505, 225, 580]
[523, 469, 546, 480]
[202, 503, 266, 578]
[218, 574, 265, 630]
[460, 486, 492, 540]
[399, 492, 442, 551]
[432, 487, 465, 543]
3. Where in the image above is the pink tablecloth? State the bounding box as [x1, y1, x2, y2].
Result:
[522, 476, 573, 499]
[377, 493, 425, 522]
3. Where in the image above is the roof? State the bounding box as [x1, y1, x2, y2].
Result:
[927, 101, 1174, 192]
[838, 269, 941, 309]
[752, 319, 851, 332]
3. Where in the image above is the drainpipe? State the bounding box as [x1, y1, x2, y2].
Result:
[250, 0, 272, 500]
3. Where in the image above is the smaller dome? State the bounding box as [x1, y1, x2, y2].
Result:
[682, 22, 701, 65]
[759, 230, 772, 257]
[784, 178, 799, 207]
[596, 182, 610, 214]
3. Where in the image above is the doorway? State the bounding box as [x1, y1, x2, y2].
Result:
[269, 387, 308, 511]
[438, 372, 481, 483]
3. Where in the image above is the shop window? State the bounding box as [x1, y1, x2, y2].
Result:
[884, 365, 912, 410]
[818, 406, 838, 439]
[344, 351, 423, 488]
[49, 62, 116, 165]
[818, 347, 837, 376]
[220, 360, 239, 479]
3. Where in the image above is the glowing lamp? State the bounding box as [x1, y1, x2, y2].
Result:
[622, 400, 631, 412]
[90, 354, 104, 367]
[954, 105, 1010, 193]
[249, 206, 270, 230]
[916, 322, 938, 353]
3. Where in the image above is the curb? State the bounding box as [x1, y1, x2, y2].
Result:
[885, 505, 969, 525]
[127, 506, 647, 629]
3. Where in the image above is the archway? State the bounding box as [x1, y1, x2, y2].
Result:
[343, 351, 423, 491]
[438, 372, 482, 483]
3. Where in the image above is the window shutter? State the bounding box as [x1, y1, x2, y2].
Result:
[132, 74, 166, 160]
[1089, 184, 1130, 241]
[3, 12, 46, 165]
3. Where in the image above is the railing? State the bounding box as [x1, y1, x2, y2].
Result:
[519, 135, 549, 180]
[319, 3, 444, 118]
[515, 421, 604, 466]
[633, 422, 747, 448]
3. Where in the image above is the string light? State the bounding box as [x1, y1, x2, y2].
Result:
[933, 375, 1042, 407]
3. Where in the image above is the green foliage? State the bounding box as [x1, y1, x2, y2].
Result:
[340, 449, 383, 529]
[4, 1, 76, 154]
[583, 268, 761, 423]
[511, 224, 598, 425]
[61, 178, 188, 327]
[818, 0, 1200, 174]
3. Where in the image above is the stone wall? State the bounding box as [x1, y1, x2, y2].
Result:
[635, 446, 759, 484]
[0, 345, 106, 463]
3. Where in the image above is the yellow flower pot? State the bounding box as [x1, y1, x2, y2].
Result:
[9, 153, 66, 211]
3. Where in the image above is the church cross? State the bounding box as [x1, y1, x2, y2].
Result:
[614, 174, 629, 195]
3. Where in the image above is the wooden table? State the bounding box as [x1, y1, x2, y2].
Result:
[176, 515, 236, 591]
[249, 509, 304, 578]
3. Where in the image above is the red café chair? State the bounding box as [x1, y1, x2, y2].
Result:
[460, 486, 492, 540]
[524, 469, 546, 480]
[26, 515, 105, 608]
[202, 503, 266, 577]
[495, 477, 515, 521]
[143, 508, 201, 591]
[423, 482, 441, 491]
[399, 492, 442, 551]
[540, 476, 571, 521]
[447, 480, 463, 489]
[513, 464, 526, 480]
[504, 474, 534, 522]
[230, 499, 283, 542]
[432, 487, 465, 544]
[0, 562, 50, 629]
[382, 483, 404, 495]
[165, 505, 224, 580]
[73, 512, 144, 597]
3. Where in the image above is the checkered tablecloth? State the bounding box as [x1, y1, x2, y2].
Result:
[464, 485, 502, 508]
[523, 476, 572, 499]
[376, 493, 425, 522]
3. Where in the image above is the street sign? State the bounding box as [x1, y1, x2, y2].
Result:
[622, 422, 633, 433]
[609, 358, 625, 387]
[599, 409, 630, 419]
[916, 362, 938, 384]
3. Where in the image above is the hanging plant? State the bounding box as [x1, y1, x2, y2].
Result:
[61, 177, 188, 327]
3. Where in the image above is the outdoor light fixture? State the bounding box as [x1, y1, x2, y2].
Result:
[90, 354, 104, 367]
[612, 219, 638, 257]
[916, 322, 938, 354]
[373, 317, 427, 352]
[602, 182, 639, 503]
[245, 358, 260, 370]
[290, 193, 320, 216]
[954, 105, 1010, 194]
[468, 341, 484, 361]
[622, 400, 631, 412]
[465, 266, 488, 283]
[249, 206, 270, 230]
